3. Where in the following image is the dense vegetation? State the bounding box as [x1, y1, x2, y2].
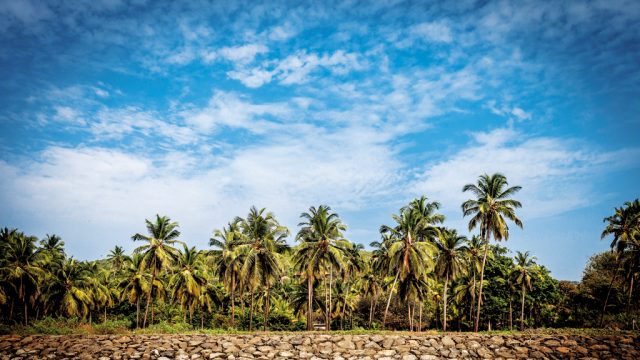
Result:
[0, 174, 638, 333]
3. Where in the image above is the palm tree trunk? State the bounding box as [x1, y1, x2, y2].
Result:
[407, 302, 412, 331]
[201, 307, 204, 329]
[628, 276, 634, 313]
[470, 273, 476, 327]
[143, 267, 157, 328]
[307, 275, 314, 331]
[600, 261, 620, 327]
[136, 298, 140, 328]
[328, 266, 332, 330]
[383, 272, 400, 330]
[509, 297, 513, 331]
[368, 295, 375, 329]
[23, 301, 28, 326]
[419, 302, 423, 332]
[264, 283, 270, 331]
[443, 274, 449, 332]
[104, 308, 107, 323]
[520, 283, 526, 331]
[474, 239, 489, 332]
[249, 292, 254, 331]
[231, 280, 235, 327]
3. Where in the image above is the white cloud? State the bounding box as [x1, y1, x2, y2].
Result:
[412, 128, 640, 220]
[218, 43, 268, 64]
[182, 91, 291, 134]
[410, 21, 453, 43]
[53, 106, 85, 125]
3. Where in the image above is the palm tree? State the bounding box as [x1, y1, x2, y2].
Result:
[511, 251, 536, 330]
[379, 197, 441, 329]
[210, 223, 243, 327]
[107, 246, 128, 272]
[462, 173, 523, 332]
[235, 206, 289, 330]
[0, 231, 43, 325]
[361, 270, 382, 329]
[38, 234, 66, 263]
[170, 245, 207, 324]
[118, 253, 148, 328]
[45, 259, 93, 319]
[132, 215, 182, 327]
[600, 199, 640, 325]
[434, 229, 468, 331]
[293, 205, 347, 330]
[465, 235, 489, 325]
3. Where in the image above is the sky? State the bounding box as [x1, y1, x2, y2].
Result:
[0, 0, 639, 280]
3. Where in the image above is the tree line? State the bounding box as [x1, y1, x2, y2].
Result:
[0, 173, 638, 331]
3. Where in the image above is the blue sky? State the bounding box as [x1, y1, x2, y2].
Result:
[0, 0, 639, 280]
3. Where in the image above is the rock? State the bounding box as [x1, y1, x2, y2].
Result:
[336, 340, 355, 350]
[489, 336, 505, 346]
[158, 357, 170, 360]
[379, 349, 396, 356]
[402, 355, 418, 360]
[278, 351, 294, 357]
[556, 346, 571, 354]
[544, 339, 561, 347]
[441, 336, 455, 347]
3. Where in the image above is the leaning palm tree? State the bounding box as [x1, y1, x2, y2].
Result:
[434, 229, 468, 331]
[235, 206, 290, 330]
[132, 215, 182, 327]
[462, 173, 523, 332]
[379, 198, 441, 329]
[293, 205, 347, 330]
[511, 251, 536, 330]
[210, 222, 243, 327]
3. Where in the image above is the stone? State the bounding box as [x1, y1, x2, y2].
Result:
[489, 336, 505, 346]
[441, 336, 455, 347]
[336, 340, 355, 350]
[544, 339, 561, 347]
[556, 346, 571, 354]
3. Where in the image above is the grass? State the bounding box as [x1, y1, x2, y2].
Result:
[1, 318, 637, 336]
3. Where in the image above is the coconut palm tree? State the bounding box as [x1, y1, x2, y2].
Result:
[45, 259, 93, 319]
[107, 246, 128, 272]
[118, 253, 148, 328]
[210, 222, 243, 327]
[38, 234, 66, 263]
[434, 229, 468, 331]
[361, 270, 382, 329]
[132, 215, 182, 327]
[293, 205, 347, 330]
[462, 173, 523, 331]
[235, 206, 289, 330]
[511, 251, 536, 330]
[379, 198, 441, 329]
[600, 199, 640, 325]
[0, 231, 43, 325]
[170, 245, 208, 324]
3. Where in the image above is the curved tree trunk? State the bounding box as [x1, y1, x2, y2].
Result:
[368, 293, 375, 329]
[474, 238, 489, 332]
[383, 272, 400, 329]
[142, 266, 157, 328]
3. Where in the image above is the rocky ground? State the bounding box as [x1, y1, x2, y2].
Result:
[0, 333, 638, 359]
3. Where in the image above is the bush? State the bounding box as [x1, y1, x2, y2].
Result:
[24, 317, 87, 335]
[136, 321, 193, 334]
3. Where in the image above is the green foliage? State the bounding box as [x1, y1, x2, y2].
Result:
[1, 196, 638, 334]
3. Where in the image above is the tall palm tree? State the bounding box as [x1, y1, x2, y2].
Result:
[379, 197, 441, 329]
[462, 173, 523, 331]
[170, 245, 207, 324]
[118, 253, 148, 328]
[465, 235, 489, 324]
[210, 222, 243, 327]
[38, 234, 66, 263]
[235, 206, 289, 330]
[434, 229, 468, 331]
[361, 270, 382, 329]
[0, 231, 43, 325]
[511, 251, 536, 330]
[293, 205, 347, 330]
[132, 215, 182, 327]
[600, 199, 640, 325]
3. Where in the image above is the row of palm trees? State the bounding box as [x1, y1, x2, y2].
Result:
[3, 173, 633, 331]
